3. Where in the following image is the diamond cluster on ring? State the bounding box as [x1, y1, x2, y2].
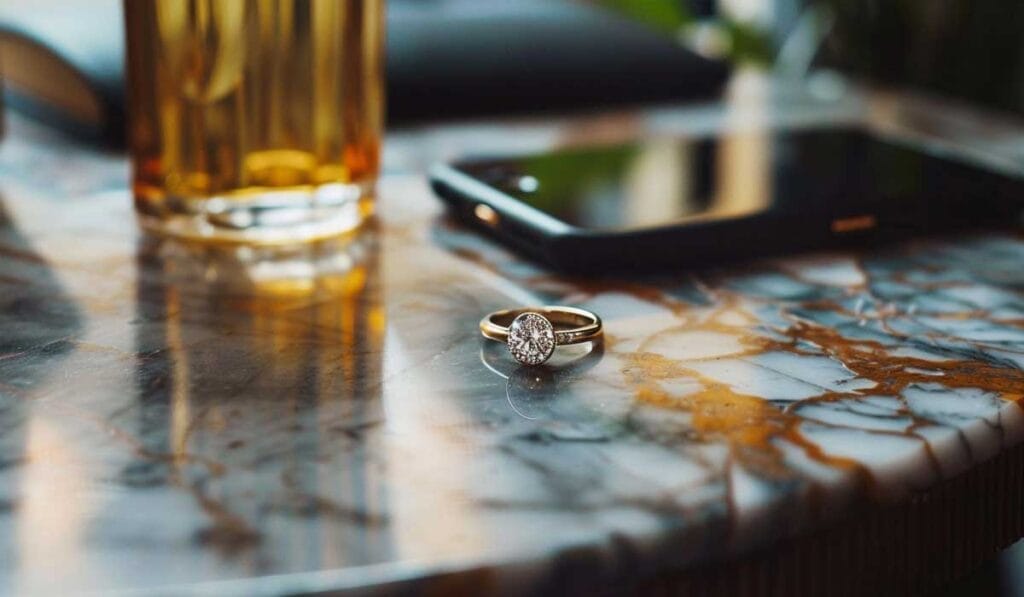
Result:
[507, 312, 556, 365]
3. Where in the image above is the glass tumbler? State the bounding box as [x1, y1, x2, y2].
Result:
[125, 0, 384, 243]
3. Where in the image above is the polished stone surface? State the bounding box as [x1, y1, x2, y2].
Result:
[2, 85, 1024, 595]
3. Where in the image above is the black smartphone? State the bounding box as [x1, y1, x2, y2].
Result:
[429, 126, 1024, 273]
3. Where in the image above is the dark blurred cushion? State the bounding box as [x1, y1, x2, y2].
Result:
[389, 0, 730, 121]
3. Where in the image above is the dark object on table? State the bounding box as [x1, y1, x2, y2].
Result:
[431, 125, 1024, 273]
[0, 0, 730, 146]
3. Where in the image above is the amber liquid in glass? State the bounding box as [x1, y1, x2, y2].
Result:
[125, 0, 384, 243]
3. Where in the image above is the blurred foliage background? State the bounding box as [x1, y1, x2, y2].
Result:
[592, 0, 775, 65]
[813, 0, 1024, 115]
[593, 0, 1024, 116]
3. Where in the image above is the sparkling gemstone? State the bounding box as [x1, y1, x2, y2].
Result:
[507, 312, 556, 365]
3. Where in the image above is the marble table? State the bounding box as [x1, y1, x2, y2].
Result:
[2, 82, 1024, 595]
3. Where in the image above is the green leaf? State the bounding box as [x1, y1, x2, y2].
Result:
[594, 0, 694, 34]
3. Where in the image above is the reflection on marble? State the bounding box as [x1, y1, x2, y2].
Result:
[1, 118, 1024, 595]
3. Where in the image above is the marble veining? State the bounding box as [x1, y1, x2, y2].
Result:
[1, 117, 1024, 595]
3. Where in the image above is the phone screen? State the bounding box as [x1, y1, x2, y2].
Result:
[452, 126, 980, 231]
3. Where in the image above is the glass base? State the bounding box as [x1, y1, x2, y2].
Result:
[135, 181, 374, 245]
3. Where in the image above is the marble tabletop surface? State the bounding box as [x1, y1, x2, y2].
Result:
[2, 80, 1024, 595]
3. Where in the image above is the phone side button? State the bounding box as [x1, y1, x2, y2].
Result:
[831, 214, 877, 234]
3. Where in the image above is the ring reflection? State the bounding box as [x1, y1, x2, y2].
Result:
[480, 341, 604, 420]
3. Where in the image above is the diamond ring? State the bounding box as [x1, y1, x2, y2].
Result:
[479, 306, 603, 366]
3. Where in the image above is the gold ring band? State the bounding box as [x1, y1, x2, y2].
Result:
[480, 306, 603, 365]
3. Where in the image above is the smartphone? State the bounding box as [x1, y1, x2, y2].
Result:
[429, 126, 1024, 273]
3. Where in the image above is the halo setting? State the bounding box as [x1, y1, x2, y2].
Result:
[507, 312, 556, 365]
[481, 306, 602, 367]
